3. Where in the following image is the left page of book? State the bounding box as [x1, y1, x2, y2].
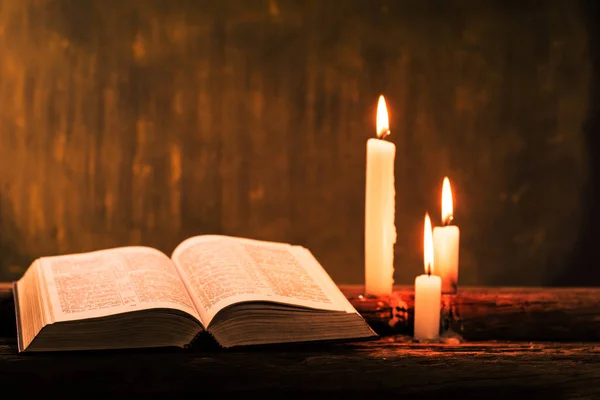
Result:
[36, 246, 201, 324]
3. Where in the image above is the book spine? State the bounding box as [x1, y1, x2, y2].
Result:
[185, 329, 221, 351]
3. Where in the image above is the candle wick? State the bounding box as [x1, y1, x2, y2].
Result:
[443, 215, 454, 226]
[427, 263, 431, 277]
[378, 130, 391, 140]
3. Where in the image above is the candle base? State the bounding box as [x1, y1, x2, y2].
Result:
[409, 293, 462, 344]
[441, 294, 456, 331]
[346, 291, 411, 336]
[343, 287, 465, 340]
[411, 337, 441, 344]
[439, 326, 465, 344]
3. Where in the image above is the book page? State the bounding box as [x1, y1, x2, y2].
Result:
[171, 235, 351, 325]
[38, 246, 201, 323]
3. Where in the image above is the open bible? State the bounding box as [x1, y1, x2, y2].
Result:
[13, 235, 378, 352]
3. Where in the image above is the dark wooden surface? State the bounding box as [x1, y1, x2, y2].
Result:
[0, 283, 598, 396]
[0, 0, 596, 289]
[0, 338, 598, 397]
[342, 285, 600, 341]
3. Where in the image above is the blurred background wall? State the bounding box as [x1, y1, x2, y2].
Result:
[0, 0, 597, 287]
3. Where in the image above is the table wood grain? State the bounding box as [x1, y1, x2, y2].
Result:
[0, 337, 597, 397]
[341, 284, 600, 341]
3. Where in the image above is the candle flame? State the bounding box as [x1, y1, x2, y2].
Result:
[441, 177, 453, 225]
[424, 212, 434, 275]
[376, 95, 389, 139]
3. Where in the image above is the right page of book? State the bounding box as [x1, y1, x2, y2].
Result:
[171, 235, 356, 326]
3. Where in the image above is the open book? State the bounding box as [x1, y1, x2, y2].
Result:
[13, 235, 377, 352]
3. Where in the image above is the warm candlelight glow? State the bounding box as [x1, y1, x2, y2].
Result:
[424, 212, 434, 275]
[376, 95, 390, 139]
[441, 177, 454, 225]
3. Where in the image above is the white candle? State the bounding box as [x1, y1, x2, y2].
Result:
[433, 177, 460, 294]
[364, 95, 397, 297]
[414, 213, 442, 341]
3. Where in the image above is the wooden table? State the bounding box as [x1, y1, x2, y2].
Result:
[0, 284, 598, 398]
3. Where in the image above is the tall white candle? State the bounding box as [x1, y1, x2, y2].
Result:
[414, 213, 442, 341]
[364, 95, 396, 297]
[433, 177, 460, 294]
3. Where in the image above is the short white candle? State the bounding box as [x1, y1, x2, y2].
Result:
[414, 213, 442, 341]
[433, 177, 460, 294]
[364, 95, 396, 297]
